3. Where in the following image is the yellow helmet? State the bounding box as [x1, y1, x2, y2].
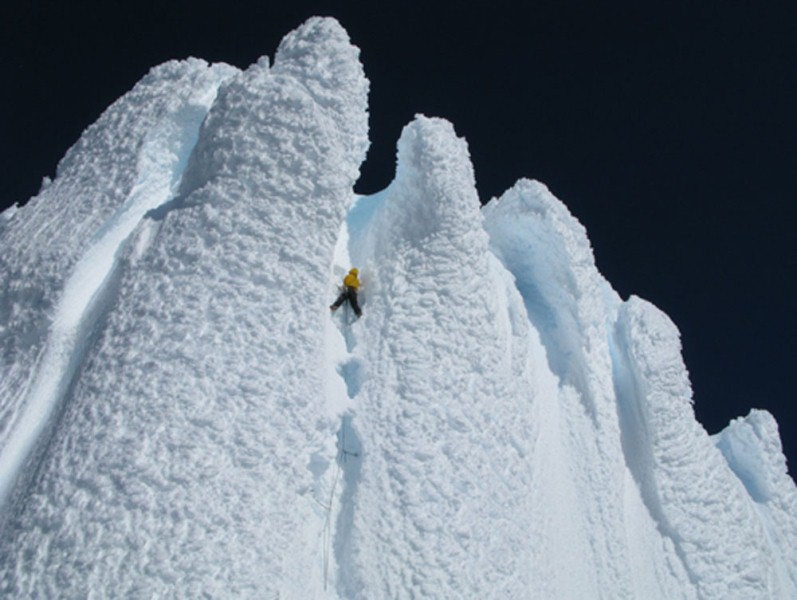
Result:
[349, 268, 359, 275]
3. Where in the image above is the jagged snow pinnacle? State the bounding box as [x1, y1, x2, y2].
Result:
[0, 16, 794, 600]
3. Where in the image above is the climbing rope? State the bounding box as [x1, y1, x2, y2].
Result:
[322, 440, 344, 591]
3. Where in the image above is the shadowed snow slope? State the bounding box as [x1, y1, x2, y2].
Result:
[0, 16, 795, 600]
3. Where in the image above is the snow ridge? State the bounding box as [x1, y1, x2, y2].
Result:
[0, 60, 231, 449]
[0, 17, 369, 598]
[0, 16, 795, 600]
[715, 410, 797, 596]
[484, 180, 634, 596]
[616, 297, 775, 598]
[0, 59, 234, 516]
[339, 116, 541, 598]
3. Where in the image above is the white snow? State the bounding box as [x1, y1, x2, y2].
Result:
[0, 16, 794, 600]
[0, 62, 232, 512]
[715, 410, 797, 596]
[615, 296, 776, 598]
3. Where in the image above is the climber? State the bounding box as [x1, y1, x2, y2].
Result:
[330, 268, 362, 318]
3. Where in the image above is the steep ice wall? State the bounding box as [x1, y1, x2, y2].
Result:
[0, 17, 368, 598]
[0, 16, 795, 600]
[483, 180, 686, 598]
[337, 116, 543, 598]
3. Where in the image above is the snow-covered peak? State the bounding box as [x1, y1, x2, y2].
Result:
[715, 410, 797, 592]
[275, 17, 368, 105]
[181, 16, 368, 202]
[0, 17, 369, 596]
[717, 409, 789, 503]
[362, 115, 484, 263]
[336, 114, 540, 597]
[0, 16, 794, 600]
[615, 296, 797, 598]
[484, 177, 621, 426]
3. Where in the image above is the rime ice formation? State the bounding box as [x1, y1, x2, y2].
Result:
[0, 16, 795, 600]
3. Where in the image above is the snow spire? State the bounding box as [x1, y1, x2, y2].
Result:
[616, 296, 775, 598]
[336, 115, 542, 596]
[0, 16, 795, 600]
[0, 17, 370, 597]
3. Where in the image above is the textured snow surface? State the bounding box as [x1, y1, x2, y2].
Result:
[0, 16, 795, 600]
[0, 57, 236, 517]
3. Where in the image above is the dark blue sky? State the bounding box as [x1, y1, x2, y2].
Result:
[3, 1, 795, 465]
